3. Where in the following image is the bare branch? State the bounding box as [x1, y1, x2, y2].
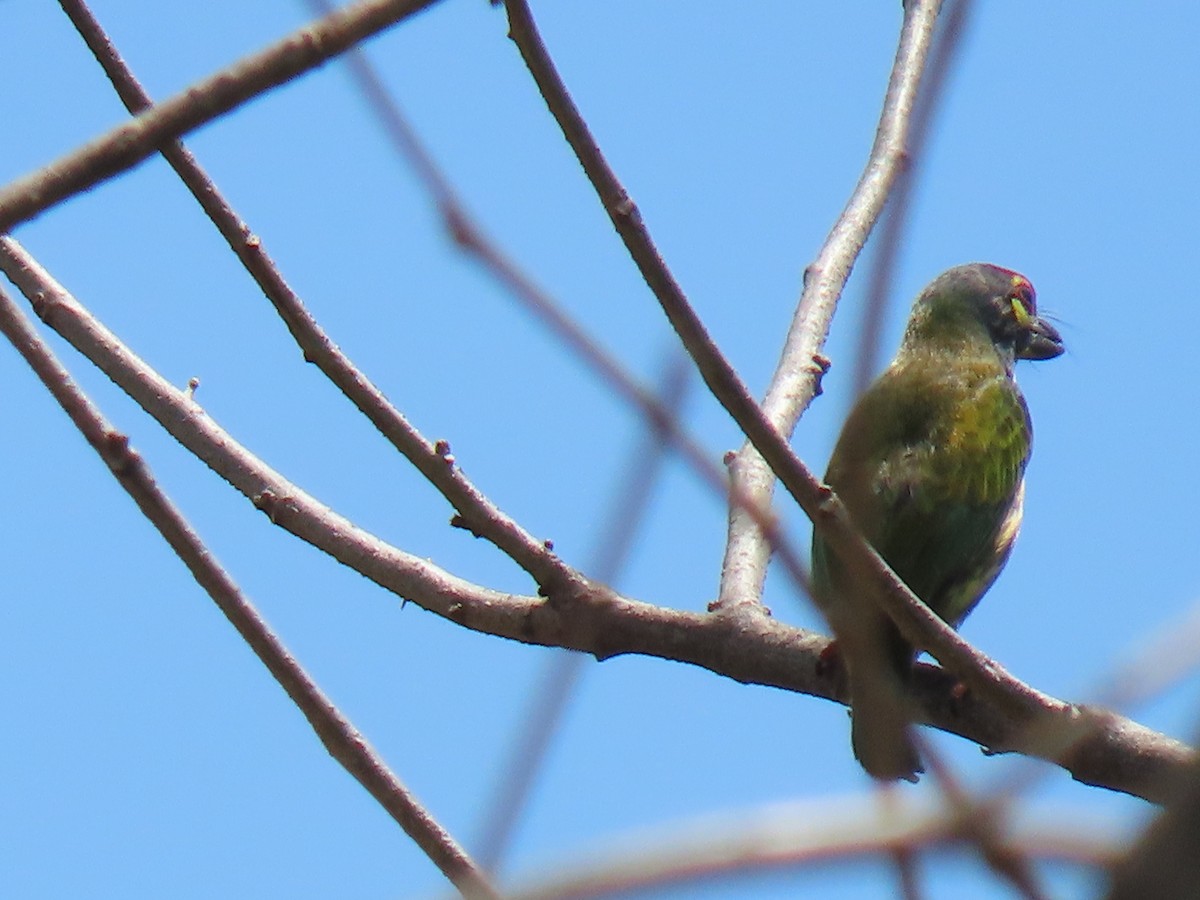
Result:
[0, 236, 523, 622]
[0, 281, 499, 900]
[720, 0, 945, 610]
[0, 0, 443, 233]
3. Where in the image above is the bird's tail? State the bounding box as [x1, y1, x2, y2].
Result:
[847, 627, 923, 783]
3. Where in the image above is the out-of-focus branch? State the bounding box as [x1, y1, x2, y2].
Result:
[719, 0, 946, 611]
[0, 0, 442, 233]
[851, 0, 976, 398]
[56, 0, 568, 592]
[475, 354, 692, 873]
[502, 795, 1120, 900]
[0, 282, 499, 900]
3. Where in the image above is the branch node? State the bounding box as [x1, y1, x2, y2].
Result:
[810, 353, 832, 396]
[815, 483, 839, 518]
[101, 429, 137, 476]
[29, 289, 51, 320]
[611, 194, 638, 222]
[252, 489, 296, 524]
[706, 597, 773, 621]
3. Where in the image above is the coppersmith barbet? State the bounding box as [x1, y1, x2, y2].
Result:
[811, 263, 1063, 781]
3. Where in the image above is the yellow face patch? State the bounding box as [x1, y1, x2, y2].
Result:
[1008, 274, 1036, 326]
[1010, 295, 1033, 327]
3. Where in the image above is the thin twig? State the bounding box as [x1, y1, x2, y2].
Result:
[0, 0, 442, 233]
[0, 282, 499, 900]
[719, 0, 946, 611]
[56, 0, 567, 591]
[0, 237, 1189, 805]
[499, 0, 786, 461]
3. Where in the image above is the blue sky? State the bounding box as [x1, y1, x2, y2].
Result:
[1, 2, 1198, 897]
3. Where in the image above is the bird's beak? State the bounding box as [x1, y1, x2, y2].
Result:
[1017, 316, 1064, 361]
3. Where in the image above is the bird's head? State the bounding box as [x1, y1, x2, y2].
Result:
[902, 263, 1064, 368]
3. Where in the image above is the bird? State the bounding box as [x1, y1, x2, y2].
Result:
[810, 262, 1063, 781]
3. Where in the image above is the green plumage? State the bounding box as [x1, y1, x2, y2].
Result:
[812, 263, 1063, 781]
